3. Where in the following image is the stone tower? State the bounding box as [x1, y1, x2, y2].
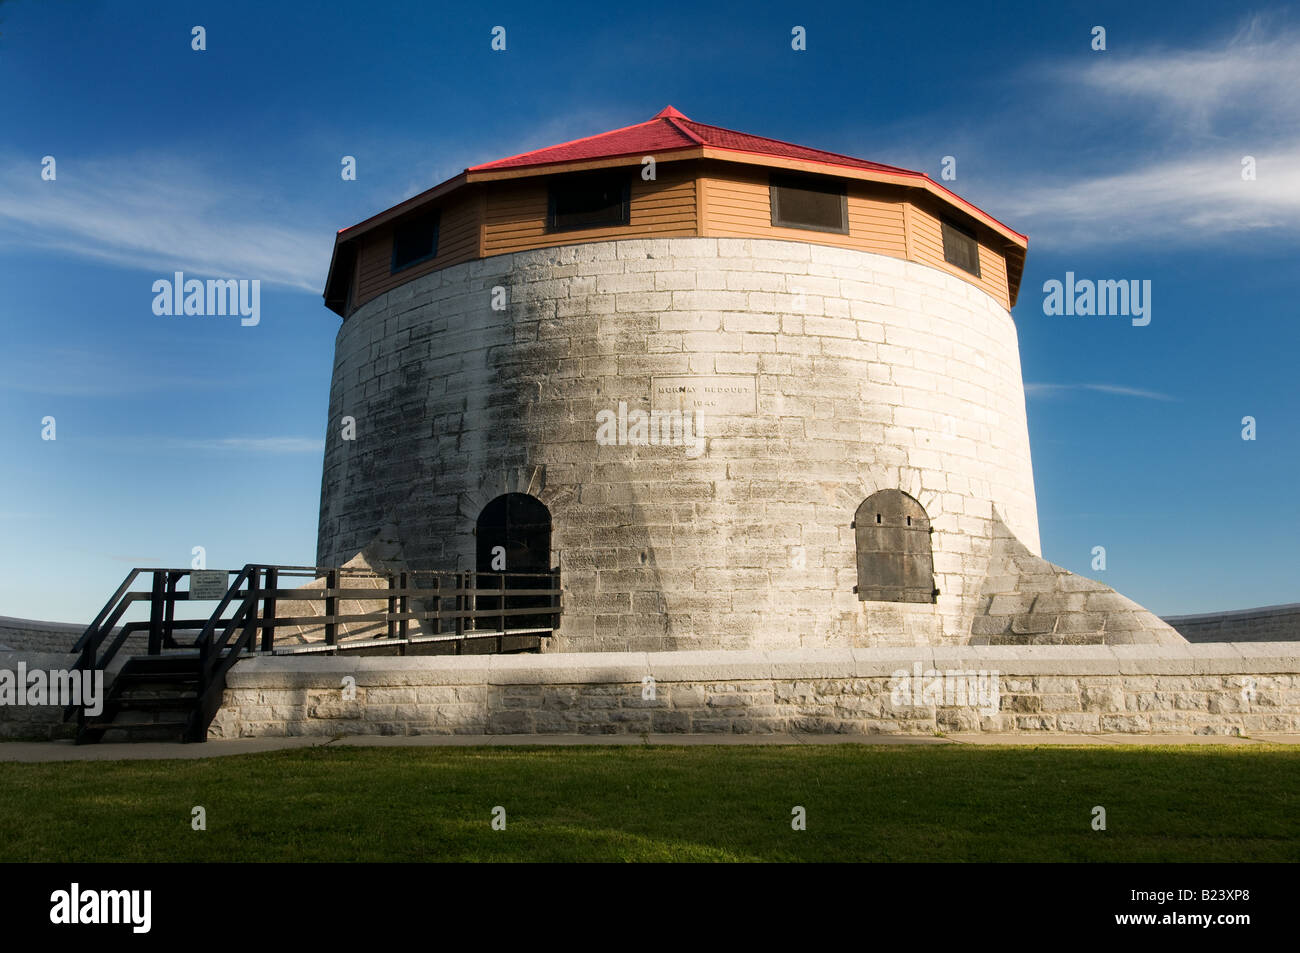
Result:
[317, 107, 1182, 651]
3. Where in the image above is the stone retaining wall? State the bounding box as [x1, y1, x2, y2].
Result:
[0, 616, 144, 655]
[0, 652, 77, 739]
[0, 617, 85, 653]
[1165, 604, 1300, 643]
[210, 644, 1300, 739]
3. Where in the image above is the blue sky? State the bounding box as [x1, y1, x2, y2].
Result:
[1, 0, 1297, 623]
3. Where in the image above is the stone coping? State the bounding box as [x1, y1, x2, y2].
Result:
[0, 616, 86, 632]
[1163, 603, 1300, 624]
[225, 643, 1300, 688]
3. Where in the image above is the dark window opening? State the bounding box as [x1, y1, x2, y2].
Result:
[475, 493, 554, 631]
[547, 172, 631, 231]
[941, 218, 981, 277]
[770, 174, 848, 234]
[854, 490, 936, 604]
[391, 212, 440, 273]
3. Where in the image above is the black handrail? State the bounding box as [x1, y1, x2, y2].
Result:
[74, 569, 140, 657]
[67, 561, 563, 739]
[188, 565, 259, 741]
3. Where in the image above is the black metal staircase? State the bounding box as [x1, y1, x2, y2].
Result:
[67, 564, 264, 743]
[65, 564, 562, 743]
[76, 654, 204, 743]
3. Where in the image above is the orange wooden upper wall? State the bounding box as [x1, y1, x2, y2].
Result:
[345, 159, 1019, 315]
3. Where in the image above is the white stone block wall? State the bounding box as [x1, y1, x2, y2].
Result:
[209, 647, 1300, 738]
[317, 238, 1042, 651]
[972, 515, 1185, 645]
[0, 617, 146, 655]
[0, 651, 78, 739]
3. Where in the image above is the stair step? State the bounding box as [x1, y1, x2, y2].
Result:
[114, 697, 197, 709]
[85, 719, 190, 732]
[114, 680, 200, 691]
[115, 671, 201, 682]
[122, 657, 202, 666]
[114, 686, 198, 697]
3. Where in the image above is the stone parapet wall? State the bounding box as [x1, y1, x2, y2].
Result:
[1165, 604, 1300, 643]
[0, 652, 78, 739]
[210, 645, 1300, 740]
[0, 617, 146, 656]
[0, 617, 86, 653]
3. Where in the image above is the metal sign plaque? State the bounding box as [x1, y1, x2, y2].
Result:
[188, 570, 229, 600]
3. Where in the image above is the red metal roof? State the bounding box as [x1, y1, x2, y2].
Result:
[326, 107, 1027, 315]
[470, 106, 916, 177]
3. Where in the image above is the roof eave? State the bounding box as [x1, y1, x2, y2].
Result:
[336, 170, 470, 241]
[322, 171, 472, 313]
[466, 146, 706, 181]
[695, 147, 1027, 248]
[321, 143, 1029, 314]
[321, 237, 346, 316]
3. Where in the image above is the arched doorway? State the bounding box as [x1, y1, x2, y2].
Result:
[475, 493, 553, 630]
[853, 490, 936, 603]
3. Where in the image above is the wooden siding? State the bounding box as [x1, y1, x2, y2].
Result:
[700, 165, 907, 260]
[481, 166, 696, 256]
[906, 200, 1010, 309]
[340, 161, 1015, 317]
[353, 192, 482, 311]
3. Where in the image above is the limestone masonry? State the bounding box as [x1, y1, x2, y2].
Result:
[207, 646, 1300, 739]
[317, 238, 1180, 650]
[8, 110, 1294, 747]
[310, 107, 1190, 654]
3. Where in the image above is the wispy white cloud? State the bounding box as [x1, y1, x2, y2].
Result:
[0, 154, 331, 291]
[994, 145, 1300, 247]
[0, 106, 632, 299]
[1062, 17, 1300, 136]
[968, 18, 1300, 248]
[168, 436, 324, 454]
[0, 347, 239, 396]
[1025, 382, 1177, 402]
[390, 107, 631, 207]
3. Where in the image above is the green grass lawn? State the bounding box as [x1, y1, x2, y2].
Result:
[1, 744, 1296, 862]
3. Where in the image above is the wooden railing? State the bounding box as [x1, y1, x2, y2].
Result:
[68, 564, 562, 736]
[74, 564, 561, 659]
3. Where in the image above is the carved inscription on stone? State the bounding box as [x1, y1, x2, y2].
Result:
[651, 375, 758, 415]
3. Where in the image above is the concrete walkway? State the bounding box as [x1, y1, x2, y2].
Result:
[2, 732, 1298, 762]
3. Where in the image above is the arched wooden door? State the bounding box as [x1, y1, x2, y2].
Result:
[853, 490, 936, 603]
[475, 493, 552, 630]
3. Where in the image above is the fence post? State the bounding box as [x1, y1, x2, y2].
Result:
[261, 566, 278, 653]
[399, 572, 409, 657]
[499, 574, 507, 653]
[325, 569, 338, 648]
[163, 571, 180, 648]
[551, 567, 561, 633]
[454, 572, 465, 655]
[147, 570, 165, 656]
[242, 566, 260, 653]
[430, 576, 441, 636]
[387, 572, 398, 643]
